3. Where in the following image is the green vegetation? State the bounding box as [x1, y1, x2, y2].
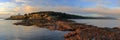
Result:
[6, 11, 115, 20]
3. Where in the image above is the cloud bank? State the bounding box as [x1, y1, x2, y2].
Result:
[0, 0, 120, 15]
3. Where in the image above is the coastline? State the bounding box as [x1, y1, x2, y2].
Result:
[6, 11, 120, 40]
[12, 19, 120, 40]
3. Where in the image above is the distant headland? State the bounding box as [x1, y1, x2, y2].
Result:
[6, 11, 115, 20]
[6, 11, 119, 40]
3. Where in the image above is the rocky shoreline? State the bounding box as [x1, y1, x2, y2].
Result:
[7, 11, 120, 40]
[13, 19, 120, 40]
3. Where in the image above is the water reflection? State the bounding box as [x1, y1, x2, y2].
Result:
[72, 19, 120, 28]
[1, 19, 119, 40]
[0, 20, 67, 40]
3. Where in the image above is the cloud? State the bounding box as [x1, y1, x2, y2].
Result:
[15, 0, 32, 2]
[0, 2, 18, 14]
[82, 7, 120, 14]
[0, 2, 17, 8]
[1, 0, 120, 15]
[80, 0, 102, 2]
[15, 0, 26, 2]
[14, 5, 41, 13]
[0, 2, 17, 7]
[13, 4, 120, 15]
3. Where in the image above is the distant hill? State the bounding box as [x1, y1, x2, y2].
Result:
[6, 11, 116, 20]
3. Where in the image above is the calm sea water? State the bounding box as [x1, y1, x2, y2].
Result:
[72, 19, 120, 28]
[0, 20, 67, 40]
[0, 19, 120, 40]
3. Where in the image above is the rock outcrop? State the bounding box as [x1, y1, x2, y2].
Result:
[7, 11, 119, 40]
[13, 19, 120, 40]
[6, 11, 115, 20]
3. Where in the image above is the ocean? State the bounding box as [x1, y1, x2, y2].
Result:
[0, 19, 119, 40]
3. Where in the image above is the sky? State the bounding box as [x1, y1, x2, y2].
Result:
[0, 0, 120, 18]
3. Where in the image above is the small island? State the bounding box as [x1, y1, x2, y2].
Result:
[6, 11, 120, 40]
[6, 11, 115, 20]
